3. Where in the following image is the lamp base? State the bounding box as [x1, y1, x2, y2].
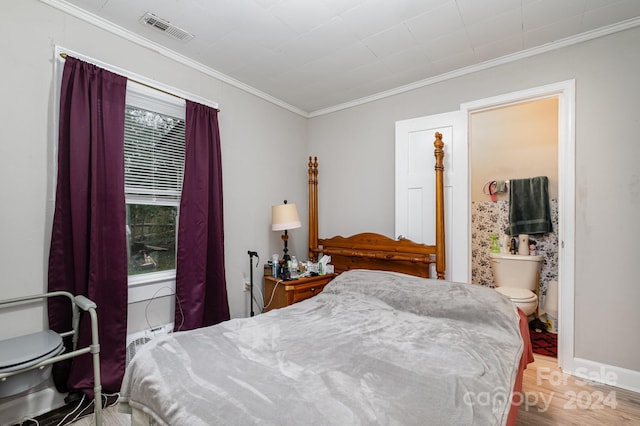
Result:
[281, 230, 291, 263]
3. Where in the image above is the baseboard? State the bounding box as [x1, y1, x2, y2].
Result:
[0, 378, 66, 425]
[564, 357, 640, 394]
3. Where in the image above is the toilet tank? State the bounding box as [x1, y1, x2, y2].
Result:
[489, 253, 543, 291]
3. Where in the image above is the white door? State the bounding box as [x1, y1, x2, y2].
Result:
[395, 111, 468, 282]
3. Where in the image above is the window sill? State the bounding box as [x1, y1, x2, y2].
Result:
[128, 270, 176, 304]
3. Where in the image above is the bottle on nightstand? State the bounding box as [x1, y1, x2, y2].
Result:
[290, 256, 299, 279]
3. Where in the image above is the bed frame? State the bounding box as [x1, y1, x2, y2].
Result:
[308, 132, 446, 279]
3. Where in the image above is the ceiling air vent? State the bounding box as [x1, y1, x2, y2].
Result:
[140, 12, 194, 42]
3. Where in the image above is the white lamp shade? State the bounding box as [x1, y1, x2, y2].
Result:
[272, 203, 301, 231]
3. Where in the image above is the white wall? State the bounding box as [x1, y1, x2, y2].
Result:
[0, 1, 309, 341]
[308, 27, 640, 374]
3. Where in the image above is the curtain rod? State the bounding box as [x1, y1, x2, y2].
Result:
[59, 53, 220, 112]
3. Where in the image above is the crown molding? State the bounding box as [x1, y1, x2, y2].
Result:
[41, 0, 640, 119]
[308, 16, 640, 117]
[39, 0, 309, 117]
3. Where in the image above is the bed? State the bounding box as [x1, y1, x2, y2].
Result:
[119, 133, 533, 425]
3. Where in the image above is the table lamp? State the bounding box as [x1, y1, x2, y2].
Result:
[271, 200, 301, 262]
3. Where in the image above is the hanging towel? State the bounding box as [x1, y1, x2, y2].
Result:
[505, 176, 553, 235]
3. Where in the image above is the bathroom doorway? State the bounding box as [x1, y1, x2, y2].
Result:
[469, 97, 559, 356]
[469, 98, 558, 288]
[461, 80, 576, 370]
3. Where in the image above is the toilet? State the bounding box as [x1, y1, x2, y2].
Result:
[489, 253, 544, 316]
[0, 330, 64, 398]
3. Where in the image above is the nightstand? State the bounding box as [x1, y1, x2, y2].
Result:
[263, 274, 337, 312]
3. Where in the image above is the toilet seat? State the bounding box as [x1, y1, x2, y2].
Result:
[495, 286, 537, 302]
[0, 330, 64, 373]
[495, 287, 538, 316]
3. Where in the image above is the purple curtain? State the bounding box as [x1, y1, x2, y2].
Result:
[48, 57, 128, 395]
[175, 101, 229, 330]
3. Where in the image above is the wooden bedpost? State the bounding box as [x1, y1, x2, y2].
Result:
[434, 133, 446, 279]
[308, 156, 319, 261]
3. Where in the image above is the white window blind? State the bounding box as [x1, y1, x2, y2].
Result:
[124, 105, 185, 201]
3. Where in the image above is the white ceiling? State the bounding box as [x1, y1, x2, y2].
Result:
[55, 0, 640, 115]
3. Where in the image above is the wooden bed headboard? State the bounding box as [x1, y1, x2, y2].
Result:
[308, 132, 446, 279]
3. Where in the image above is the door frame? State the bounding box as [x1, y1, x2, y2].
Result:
[460, 80, 576, 370]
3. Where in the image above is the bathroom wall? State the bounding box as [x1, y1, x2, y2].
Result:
[469, 98, 559, 298]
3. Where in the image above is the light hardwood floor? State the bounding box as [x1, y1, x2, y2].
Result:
[72, 355, 640, 425]
[516, 354, 640, 425]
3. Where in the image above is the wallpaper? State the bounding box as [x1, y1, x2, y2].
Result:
[471, 199, 559, 300]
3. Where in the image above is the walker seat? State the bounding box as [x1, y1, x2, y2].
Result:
[0, 330, 64, 398]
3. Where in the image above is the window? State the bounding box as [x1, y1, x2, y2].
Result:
[126, 203, 178, 275]
[124, 82, 186, 286]
[53, 48, 219, 303]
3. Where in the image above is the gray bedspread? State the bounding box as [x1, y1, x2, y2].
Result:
[120, 270, 523, 426]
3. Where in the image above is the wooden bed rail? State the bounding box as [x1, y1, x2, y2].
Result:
[308, 133, 446, 280]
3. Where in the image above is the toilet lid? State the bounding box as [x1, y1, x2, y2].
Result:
[0, 330, 63, 372]
[495, 287, 537, 302]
